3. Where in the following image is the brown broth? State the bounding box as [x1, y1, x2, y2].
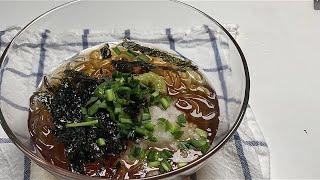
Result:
[28, 44, 220, 178]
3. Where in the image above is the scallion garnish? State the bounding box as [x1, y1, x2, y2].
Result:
[96, 138, 106, 146]
[142, 112, 151, 121]
[171, 128, 184, 139]
[114, 103, 122, 114]
[130, 146, 146, 159]
[144, 122, 154, 132]
[87, 100, 101, 116]
[160, 161, 172, 172]
[105, 89, 116, 101]
[112, 46, 121, 55]
[147, 150, 159, 162]
[135, 127, 148, 136]
[86, 96, 98, 106]
[195, 128, 208, 138]
[147, 135, 157, 142]
[126, 49, 138, 58]
[177, 114, 186, 127]
[188, 139, 207, 148]
[137, 54, 150, 62]
[148, 161, 160, 168]
[119, 113, 132, 124]
[178, 162, 188, 168]
[151, 90, 160, 98]
[159, 149, 173, 160]
[160, 96, 171, 109]
[66, 120, 98, 128]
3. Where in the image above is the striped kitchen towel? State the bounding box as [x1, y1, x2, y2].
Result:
[0, 25, 269, 180]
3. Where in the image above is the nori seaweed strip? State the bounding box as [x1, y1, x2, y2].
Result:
[121, 40, 198, 70]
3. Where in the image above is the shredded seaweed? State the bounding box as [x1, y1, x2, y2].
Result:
[121, 40, 198, 70]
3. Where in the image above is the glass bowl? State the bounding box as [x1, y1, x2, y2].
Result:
[0, 1, 249, 179]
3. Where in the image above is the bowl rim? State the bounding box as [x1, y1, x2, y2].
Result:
[0, 0, 250, 179]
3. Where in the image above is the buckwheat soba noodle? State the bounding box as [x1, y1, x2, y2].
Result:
[28, 40, 219, 178]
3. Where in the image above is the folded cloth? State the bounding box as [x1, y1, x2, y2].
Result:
[0, 25, 269, 180]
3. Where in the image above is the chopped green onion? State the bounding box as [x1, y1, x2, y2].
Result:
[147, 135, 157, 142]
[99, 100, 108, 109]
[151, 90, 160, 98]
[119, 113, 132, 124]
[148, 161, 160, 168]
[80, 107, 87, 115]
[86, 96, 98, 106]
[96, 138, 106, 146]
[112, 47, 121, 55]
[165, 121, 175, 132]
[160, 97, 171, 109]
[66, 120, 98, 128]
[160, 149, 173, 160]
[116, 98, 128, 105]
[119, 117, 132, 124]
[171, 129, 184, 139]
[160, 161, 172, 172]
[130, 146, 146, 159]
[147, 150, 159, 161]
[105, 89, 116, 101]
[189, 139, 207, 148]
[195, 128, 208, 138]
[157, 118, 174, 132]
[135, 127, 148, 136]
[200, 142, 210, 153]
[94, 82, 107, 98]
[105, 105, 115, 121]
[114, 103, 122, 114]
[178, 162, 188, 168]
[126, 50, 137, 58]
[177, 142, 189, 150]
[177, 114, 186, 127]
[144, 122, 154, 132]
[142, 113, 151, 121]
[137, 54, 150, 62]
[87, 100, 101, 116]
[84, 117, 95, 122]
[115, 77, 125, 84]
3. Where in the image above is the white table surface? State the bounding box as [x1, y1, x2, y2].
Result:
[0, 1, 319, 179]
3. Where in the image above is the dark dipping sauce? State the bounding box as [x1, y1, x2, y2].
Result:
[28, 42, 220, 178]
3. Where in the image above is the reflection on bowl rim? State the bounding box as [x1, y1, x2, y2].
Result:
[0, 0, 250, 179]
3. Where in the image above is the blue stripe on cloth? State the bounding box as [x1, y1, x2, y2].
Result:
[204, 25, 229, 114]
[203, 65, 230, 72]
[0, 95, 28, 111]
[165, 28, 175, 50]
[165, 28, 187, 59]
[0, 30, 5, 48]
[5, 68, 41, 78]
[0, 137, 11, 143]
[35, 29, 50, 87]
[23, 156, 31, 180]
[241, 139, 268, 147]
[22, 29, 50, 180]
[0, 57, 28, 111]
[204, 25, 252, 179]
[124, 29, 131, 39]
[216, 95, 242, 104]
[234, 132, 252, 180]
[82, 29, 89, 50]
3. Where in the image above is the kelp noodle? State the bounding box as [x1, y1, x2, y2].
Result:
[28, 40, 220, 178]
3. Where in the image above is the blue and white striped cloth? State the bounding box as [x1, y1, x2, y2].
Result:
[0, 25, 269, 180]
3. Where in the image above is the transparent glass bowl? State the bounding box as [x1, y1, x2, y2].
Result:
[0, 1, 249, 179]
